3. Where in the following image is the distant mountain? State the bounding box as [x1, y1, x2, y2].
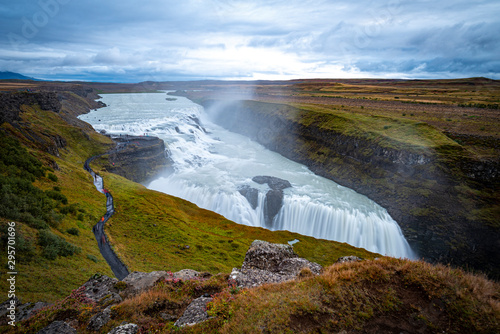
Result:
[0, 71, 38, 80]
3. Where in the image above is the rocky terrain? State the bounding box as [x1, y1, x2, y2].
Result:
[3, 240, 499, 333]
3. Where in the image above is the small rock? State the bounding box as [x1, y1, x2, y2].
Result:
[160, 312, 178, 322]
[173, 269, 200, 280]
[336, 256, 362, 264]
[0, 297, 21, 322]
[174, 297, 212, 327]
[87, 306, 112, 331]
[17, 301, 52, 322]
[278, 257, 323, 276]
[37, 321, 76, 334]
[107, 323, 138, 334]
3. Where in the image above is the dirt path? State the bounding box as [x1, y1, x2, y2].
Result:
[84, 155, 130, 281]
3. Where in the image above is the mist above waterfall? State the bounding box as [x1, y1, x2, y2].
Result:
[79, 92, 415, 259]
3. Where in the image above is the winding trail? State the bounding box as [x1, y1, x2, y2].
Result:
[84, 154, 130, 280]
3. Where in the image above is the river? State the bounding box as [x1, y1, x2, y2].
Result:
[79, 92, 415, 259]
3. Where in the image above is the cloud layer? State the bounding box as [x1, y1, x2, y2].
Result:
[1, 0, 498, 82]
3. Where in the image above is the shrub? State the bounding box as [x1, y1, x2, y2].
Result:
[0, 131, 45, 180]
[47, 173, 58, 182]
[87, 254, 98, 263]
[67, 227, 80, 236]
[0, 223, 36, 263]
[45, 190, 68, 205]
[60, 204, 78, 215]
[114, 281, 127, 291]
[0, 175, 58, 229]
[38, 230, 81, 260]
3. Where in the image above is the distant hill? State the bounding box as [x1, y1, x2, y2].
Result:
[0, 71, 38, 80]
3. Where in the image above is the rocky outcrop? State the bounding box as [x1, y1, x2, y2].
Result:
[106, 135, 172, 183]
[238, 185, 259, 209]
[230, 240, 322, 288]
[0, 91, 61, 124]
[0, 297, 52, 325]
[239, 176, 292, 227]
[81, 274, 122, 304]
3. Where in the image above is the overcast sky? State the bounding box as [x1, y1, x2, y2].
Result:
[1, 0, 499, 82]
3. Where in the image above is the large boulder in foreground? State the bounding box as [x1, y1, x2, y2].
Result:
[230, 240, 322, 288]
[81, 274, 122, 305]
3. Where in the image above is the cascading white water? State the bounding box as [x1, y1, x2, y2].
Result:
[79, 92, 415, 259]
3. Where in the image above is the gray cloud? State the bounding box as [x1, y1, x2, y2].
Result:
[0, 0, 498, 81]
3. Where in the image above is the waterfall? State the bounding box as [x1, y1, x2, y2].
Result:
[79, 92, 416, 259]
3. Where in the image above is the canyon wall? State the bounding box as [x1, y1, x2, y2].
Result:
[200, 98, 500, 278]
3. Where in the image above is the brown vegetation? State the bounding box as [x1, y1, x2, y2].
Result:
[8, 258, 499, 333]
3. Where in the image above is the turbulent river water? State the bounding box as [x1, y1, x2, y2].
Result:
[79, 92, 415, 259]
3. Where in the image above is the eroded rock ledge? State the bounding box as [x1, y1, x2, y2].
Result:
[239, 176, 292, 227]
[104, 135, 172, 183]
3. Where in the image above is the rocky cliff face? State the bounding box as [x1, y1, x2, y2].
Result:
[0, 91, 61, 124]
[200, 99, 500, 279]
[106, 135, 172, 184]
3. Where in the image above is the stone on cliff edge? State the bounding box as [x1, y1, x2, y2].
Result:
[36, 321, 76, 334]
[231, 240, 322, 288]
